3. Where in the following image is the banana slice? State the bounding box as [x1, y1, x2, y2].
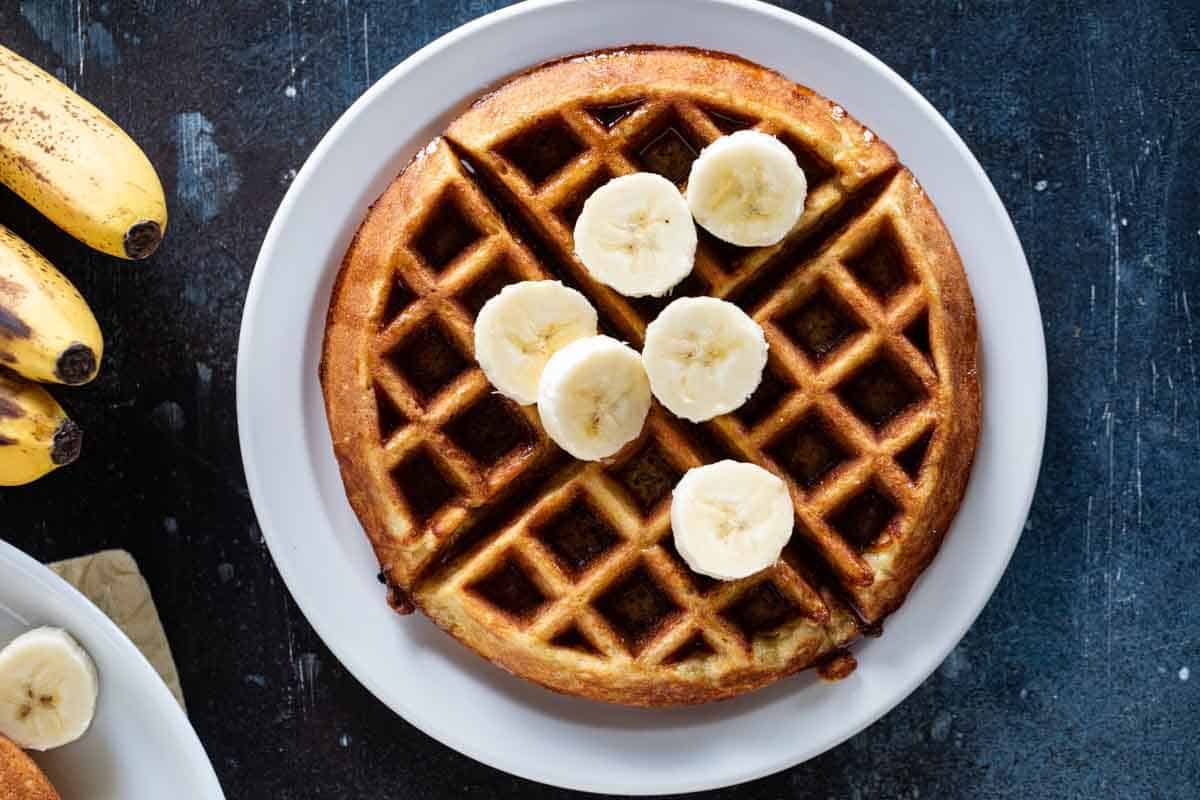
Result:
[474, 280, 598, 405]
[0, 627, 99, 751]
[537, 335, 651, 460]
[685, 130, 808, 247]
[641, 297, 768, 423]
[671, 461, 795, 581]
[573, 173, 697, 297]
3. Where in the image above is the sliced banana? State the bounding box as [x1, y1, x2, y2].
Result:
[537, 335, 651, 460]
[474, 280, 598, 405]
[641, 297, 768, 423]
[686, 130, 808, 247]
[0, 627, 99, 751]
[671, 461, 794, 581]
[573, 173, 697, 297]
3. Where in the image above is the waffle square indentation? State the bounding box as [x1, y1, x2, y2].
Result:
[458, 257, 522, 318]
[497, 118, 584, 186]
[444, 393, 535, 466]
[844, 223, 915, 304]
[778, 132, 834, 189]
[721, 582, 802, 641]
[702, 106, 754, 134]
[696, 227, 753, 274]
[384, 322, 469, 403]
[556, 167, 614, 229]
[836, 353, 926, 431]
[412, 193, 483, 271]
[632, 114, 702, 184]
[469, 556, 548, 621]
[829, 484, 899, 551]
[904, 310, 932, 361]
[374, 386, 406, 442]
[896, 429, 933, 481]
[535, 497, 620, 578]
[734, 367, 793, 429]
[663, 632, 716, 664]
[550, 624, 600, 655]
[660, 536, 721, 595]
[390, 447, 460, 523]
[610, 439, 683, 515]
[586, 99, 644, 130]
[779, 284, 866, 363]
[594, 565, 682, 654]
[767, 411, 852, 490]
[379, 273, 416, 329]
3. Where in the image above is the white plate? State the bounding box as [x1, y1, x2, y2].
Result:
[237, 0, 1046, 793]
[0, 540, 225, 799]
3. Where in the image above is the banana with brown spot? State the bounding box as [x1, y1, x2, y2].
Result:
[0, 225, 102, 385]
[0, 370, 82, 487]
[0, 44, 167, 260]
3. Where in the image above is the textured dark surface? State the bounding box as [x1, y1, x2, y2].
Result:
[0, 1, 1197, 797]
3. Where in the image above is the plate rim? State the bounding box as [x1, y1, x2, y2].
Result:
[0, 539, 226, 798]
[237, 0, 1047, 793]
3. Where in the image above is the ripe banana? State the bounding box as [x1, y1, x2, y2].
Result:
[0, 44, 167, 260]
[0, 225, 102, 385]
[0, 627, 99, 751]
[474, 280, 598, 404]
[686, 130, 808, 247]
[0, 370, 82, 486]
[537, 335, 651, 460]
[671, 460, 794, 580]
[573, 173, 697, 297]
[642, 297, 768, 422]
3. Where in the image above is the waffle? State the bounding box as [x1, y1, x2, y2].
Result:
[0, 735, 59, 800]
[320, 46, 980, 705]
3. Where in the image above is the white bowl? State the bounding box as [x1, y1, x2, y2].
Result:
[0, 540, 224, 798]
[237, 0, 1046, 793]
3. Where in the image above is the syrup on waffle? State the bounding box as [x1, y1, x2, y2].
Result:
[320, 46, 980, 705]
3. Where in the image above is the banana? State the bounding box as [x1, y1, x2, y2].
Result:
[686, 130, 808, 247]
[0, 627, 99, 751]
[671, 460, 794, 580]
[641, 297, 768, 423]
[537, 335, 651, 460]
[0, 45, 167, 260]
[0, 226, 102, 385]
[0, 371, 82, 487]
[573, 173, 697, 297]
[474, 280, 598, 405]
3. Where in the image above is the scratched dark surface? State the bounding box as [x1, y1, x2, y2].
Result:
[0, 0, 1197, 797]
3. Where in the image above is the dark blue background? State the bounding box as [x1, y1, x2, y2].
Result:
[1, 1, 1197, 797]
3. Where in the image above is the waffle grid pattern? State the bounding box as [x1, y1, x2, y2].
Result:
[323, 47, 980, 703]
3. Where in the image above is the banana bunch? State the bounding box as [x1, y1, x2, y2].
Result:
[0, 45, 167, 485]
[0, 228, 98, 485]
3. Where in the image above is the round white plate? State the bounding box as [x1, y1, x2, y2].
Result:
[0, 540, 225, 798]
[237, 0, 1046, 793]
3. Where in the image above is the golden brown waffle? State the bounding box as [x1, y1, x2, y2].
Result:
[0, 735, 60, 800]
[320, 46, 980, 705]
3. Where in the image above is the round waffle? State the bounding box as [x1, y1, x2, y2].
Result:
[320, 46, 980, 706]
